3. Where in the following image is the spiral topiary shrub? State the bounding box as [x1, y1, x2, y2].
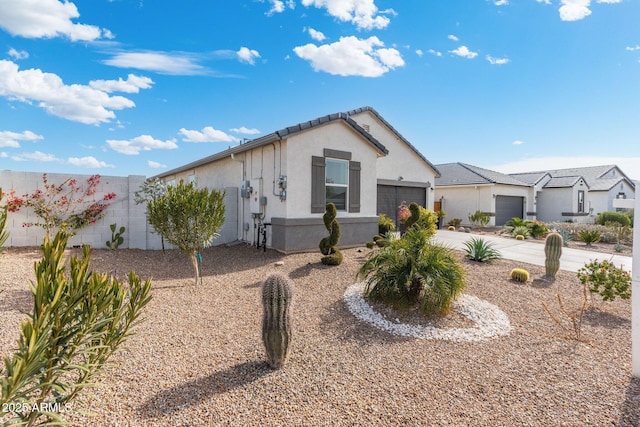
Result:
[544, 231, 563, 279]
[261, 273, 293, 369]
[319, 203, 343, 265]
[510, 268, 530, 283]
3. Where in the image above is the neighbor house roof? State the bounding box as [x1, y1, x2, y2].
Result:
[152, 110, 389, 179]
[346, 106, 441, 177]
[434, 163, 532, 187]
[543, 176, 589, 189]
[509, 164, 635, 191]
[508, 171, 550, 186]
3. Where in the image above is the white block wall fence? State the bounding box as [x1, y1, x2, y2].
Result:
[0, 171, 163, 250]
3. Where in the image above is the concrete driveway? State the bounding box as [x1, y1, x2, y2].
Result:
[432, 229, 633, 273]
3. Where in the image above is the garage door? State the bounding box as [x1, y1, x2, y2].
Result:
[377, 185, 426, 227]
[495, 196, 523, 226]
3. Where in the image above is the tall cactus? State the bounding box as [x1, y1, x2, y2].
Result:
[261, 273, 293, 369]
[544, 231, 563, 279]
[319, 202, 343, 265]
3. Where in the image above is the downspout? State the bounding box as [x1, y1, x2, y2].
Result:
[230, 152, 246, 242]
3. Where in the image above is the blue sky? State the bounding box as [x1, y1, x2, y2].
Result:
[1, 0, 639, 180]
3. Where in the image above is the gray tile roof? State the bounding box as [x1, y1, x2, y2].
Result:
[346, 106, 441, 177]
[508, 164, 635, 191]
[435, 163, 532, 187]
[543, 176, 587, 189]
[508, 172, 550, 186]
[152, 109, 389, 179]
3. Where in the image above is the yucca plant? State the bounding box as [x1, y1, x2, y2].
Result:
[357, 227, 466, 317]
[463, 237, 502, 262]
[0, 229, 152, 426]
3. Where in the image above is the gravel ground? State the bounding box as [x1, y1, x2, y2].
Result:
[1, 240, 638, 427]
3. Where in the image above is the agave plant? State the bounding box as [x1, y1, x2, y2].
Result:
[463, 237, 502, 262]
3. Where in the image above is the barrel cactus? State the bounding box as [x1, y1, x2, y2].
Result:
[510, 268, 530, 283]
[544, 231, 563, 279]
[319, 203, 343, 265]
[261, 273, 293, 369]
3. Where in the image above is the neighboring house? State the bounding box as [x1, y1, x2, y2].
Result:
[510, 165, 636, 223]
[152, 106, 440, 253]
[434, 163, 535, 227]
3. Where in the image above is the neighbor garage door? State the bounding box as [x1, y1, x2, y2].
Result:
[495, 195, 524, 226]
[377, 185, 426, 226]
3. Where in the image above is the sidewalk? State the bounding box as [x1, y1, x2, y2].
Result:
[432, 229, 633, 273]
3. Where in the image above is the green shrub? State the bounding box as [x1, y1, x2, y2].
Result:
[556, 229, 573, 246]
[378, 213, 396, 235]
[463, 237, 502, 262]
[511, 225, 530, 239]
[357, 227, 466, 317]
[319, 203, 342, 265]
[366, 241, 375, 249]
[577, 229, 601, 246]
[447, 218, 462, 228]
[468, 210, 490, 229]
[605, 222, 632, 245]
[505, 217, 527, 228]
[527, 220, 549, 239]
[596, 211, 630, 227]
[577, 259, 631, 302]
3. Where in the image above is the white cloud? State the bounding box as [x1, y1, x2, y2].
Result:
[148, 160, 166, 168]
[495, 0, 509, 5]
[68, 156, 114, 168]
[308, 28, 326, 42]
[265, 0, 294, 14]
[492, 156, 640, 181]
[237, 47, 261, 65]
[536, 0, 551, 4]
[179, 126, 238, 143]
[0, 130, 43, 148]
[11, 150, 61, 162]
[559, 0, 592, 21]
[8, 48, 28, 60]
[106, 135, 178, 155]
[449, 46, 478, 59]
[626, 45, 640, 51]
[428, 49, 442, 57]
[415, 49, 424, 57]
[0, 0, 111, 41]
[301, 0, 392, 30]
[0, 60, 141, 125]
[89, 74, 154, 93]
[596, 0, 621, 3]
[486, 55, 510, 65]
[512, 140, 525, 145]
[448, 35, 459, 42]
[230, 126, 261, 135]
[103, 51, 208, 75]
[293, 36, 404, 77]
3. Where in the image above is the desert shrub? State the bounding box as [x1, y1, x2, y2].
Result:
[378, 213, 396, 235]
[596, 211, 630, 227]
[447, 218, 462, 228]
[468, 210, 490, 229]
[511, 225, 530, 239]
[527, 220, 549, 239]
[577, 259, 631, 302]
[366, 241, 375, 249]
[505, 217, 527, 228]
[604, 222, 632, 245]
[577, 229, 601, 246]
[463, 237, 502, 262]
[319, 203, 342, 265]
[357, 227, 466, 317]
[556, 229, 573, 246]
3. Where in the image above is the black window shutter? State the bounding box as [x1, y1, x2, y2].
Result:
[349, 161, 361, 213]
[311, 156, 326, 213]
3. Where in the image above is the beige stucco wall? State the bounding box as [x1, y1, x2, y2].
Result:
[435, 185, 493, 226]
[536, 179, 591, 223]
[349, 110, 437, 210]
[590, 180, 635, 218]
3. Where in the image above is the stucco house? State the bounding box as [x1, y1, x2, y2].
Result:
[152, 106, 440, 253]
[510, 165, 635, 223]
[435, 163, 635, 227]
[434, 163, 536, 227]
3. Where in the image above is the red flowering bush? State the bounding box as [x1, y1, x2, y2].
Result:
[2, 174, 116, 236]
[398, 201, 410, 223]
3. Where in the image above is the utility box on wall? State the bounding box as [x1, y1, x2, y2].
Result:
[250, 179, 263, 214]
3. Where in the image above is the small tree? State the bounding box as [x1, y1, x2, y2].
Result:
[134, 178, 168, 253]
[146, 180, 225, 285]
[468, 210, 490, 230]
[0, 188, 9, 252]
[3, 174, 116, 237]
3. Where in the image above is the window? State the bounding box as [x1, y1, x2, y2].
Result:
[311, 149, 361, 213]
[578, 190, 585, 213]
[325, 158, 348, 210]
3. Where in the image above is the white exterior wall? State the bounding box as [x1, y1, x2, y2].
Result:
[1, 171, 149, 249]
[350, 110, 437, 210]
[285, 122, 379, 218]
[435, 185, 493, 227]
[536, 180, 592, 223]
